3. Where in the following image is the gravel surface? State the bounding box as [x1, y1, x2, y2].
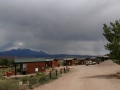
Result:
[35, 60, 120, 90]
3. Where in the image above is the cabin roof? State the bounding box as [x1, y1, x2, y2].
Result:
[63, 58, 77, 60]
[77, 58, 86, 60]
[89, 57, 97, 59]
[14, 58, 46, 63]
[46, 59, 54, 61]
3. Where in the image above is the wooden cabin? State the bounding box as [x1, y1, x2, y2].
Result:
[64, 58, 77, 66]
[45, 59, 58, 67]
[56, 58, 64, 66]
[14, 58, 46, 75]
[52, 59, 58, 67]
[77, 58, 86, 65]
[90, 57, 98, 63]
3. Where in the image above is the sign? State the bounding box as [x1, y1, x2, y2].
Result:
[35, 68, 38, 72]
[19, 81, 22, 86]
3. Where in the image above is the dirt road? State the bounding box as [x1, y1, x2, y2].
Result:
[35, 60, 120, 90]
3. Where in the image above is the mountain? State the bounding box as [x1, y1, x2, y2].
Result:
[0, 48, 48, 57]
[0, 48, 98, 58]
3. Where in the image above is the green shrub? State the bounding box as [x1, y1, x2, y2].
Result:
[41, 72, 46, 76]
[14, 77, 20, 80]
[38, 74, 49, 84]
[21, 76, 29, 84]
[28, 77, 37, 89]
[35, 72, 42, 81]
[36, 72, 41, 76]
[29, 77, 37, 85]
[0, 73, 4, 78]
[0, 77, 6, 80]
[30, 75, 34, 77]
[0, 80, 19, 90]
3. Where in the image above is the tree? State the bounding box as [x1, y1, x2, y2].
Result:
[103, 20, 120, 64]
[8, 59, 15, 67]
[0, 58, 15, 67]
[0, 59, 8, 66]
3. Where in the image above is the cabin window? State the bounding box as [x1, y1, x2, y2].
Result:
[42, 67, 44, 70]
[35, 68, 38, 72]
[23, 64, 27, 71]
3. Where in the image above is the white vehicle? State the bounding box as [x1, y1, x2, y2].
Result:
[86, 60, 96, 65]
[92, 62, 96, 65]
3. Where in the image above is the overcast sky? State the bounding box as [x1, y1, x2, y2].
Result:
[0, 0, 120, 55]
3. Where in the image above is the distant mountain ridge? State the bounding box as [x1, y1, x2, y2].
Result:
[0, 48, 98, 58]
[0, 48, 48, 57]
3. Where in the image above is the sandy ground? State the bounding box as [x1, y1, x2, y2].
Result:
[35, 60, 120, 90]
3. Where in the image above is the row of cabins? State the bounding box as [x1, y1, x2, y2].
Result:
[14, 57, 105, 75]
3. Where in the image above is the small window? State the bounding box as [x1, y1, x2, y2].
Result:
[42, 67, 44, 69]
[35, 68, 38, 72]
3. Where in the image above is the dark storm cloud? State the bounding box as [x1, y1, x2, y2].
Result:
[0, 0, 119, 55]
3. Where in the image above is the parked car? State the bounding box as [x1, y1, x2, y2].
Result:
[86, 60, 96, 65]
[92, 62, 96, 65]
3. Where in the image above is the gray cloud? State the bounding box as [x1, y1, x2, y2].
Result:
[0, 0, 119, 55]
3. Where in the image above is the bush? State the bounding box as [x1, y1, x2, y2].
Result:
[14, 77, 20, 80]
[36, 72, 41, 76]
[38, 74, 49, 84]
[28, 77, 37, 89]
[0, 73, 4, 78]
[0, 77, 6, 80]
[35, 72, 42, 81]
[0, 80, 19, 90]
[21, 76, 29, 84]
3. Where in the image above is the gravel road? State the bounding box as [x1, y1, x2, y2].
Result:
[35, 60, 120, 90]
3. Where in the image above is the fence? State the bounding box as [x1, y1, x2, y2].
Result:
[49, 67, 69, 79]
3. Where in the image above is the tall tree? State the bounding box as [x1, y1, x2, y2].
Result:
[0, 59, 8, 66]
[8, 59, 15, 67]
[103, 20, 120, 64]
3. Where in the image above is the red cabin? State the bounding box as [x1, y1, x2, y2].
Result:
[45, 59, 58, 67]
[14, 58, 46, 75]
[77, 58, 86, 65]
[64, 58, 77, 66]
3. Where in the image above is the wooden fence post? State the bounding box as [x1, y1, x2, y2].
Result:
[56, 70, 57, 77]
[64, 67, 65, 73]
[60, 69, 62, 74]
[50, 71, 51, 79]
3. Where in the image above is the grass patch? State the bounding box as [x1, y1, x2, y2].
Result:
[0, 67, 70, 90]
[21, 76, 29, 84]
[0, 80, 19, 90]
[38, 74, 50, 84]
[28, 77, 37, 89]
